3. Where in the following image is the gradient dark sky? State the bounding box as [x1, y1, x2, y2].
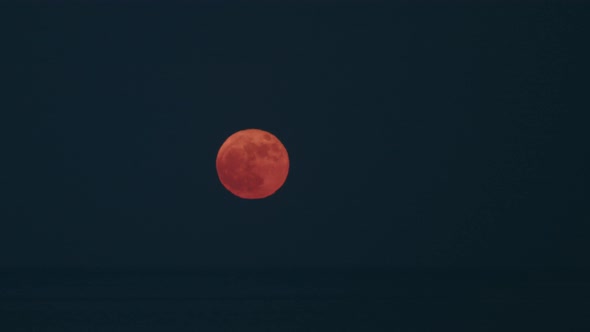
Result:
[2, 3, 589, 268]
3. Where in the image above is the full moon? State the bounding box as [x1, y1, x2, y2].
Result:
[216, 129, 289, 199]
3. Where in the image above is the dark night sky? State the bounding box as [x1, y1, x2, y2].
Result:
[2, 2, 589, 269]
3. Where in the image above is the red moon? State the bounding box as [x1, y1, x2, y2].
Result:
[216, 129, 289, 199]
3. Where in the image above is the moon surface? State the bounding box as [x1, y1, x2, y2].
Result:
[216, 129, 289, 199]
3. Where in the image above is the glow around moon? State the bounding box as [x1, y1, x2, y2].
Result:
[216, 129, 289, 199]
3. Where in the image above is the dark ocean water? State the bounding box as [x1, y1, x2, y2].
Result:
[0, 269, 588, 331]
